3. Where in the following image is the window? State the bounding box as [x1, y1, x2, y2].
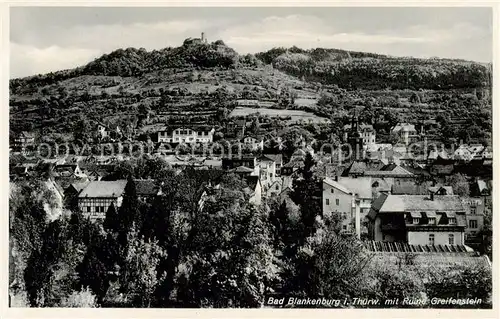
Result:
[276, 184, 279, 190]
[448, 234, 454, 245]
[448, 218, 457, 225]
[326, 199, 330, 205]
[342, 225, 347, 230]
[413, 218, 420, 224]
[470, 206, 477, 215]
[429, 234, 435, 245]
[428, 217, 436, 225]
[469, 220, 478, 229]
[372, 181, 379, 188]
[87, 206, 91, 213]
[331, 188, 334, 193]
[336, 199, 340, 206]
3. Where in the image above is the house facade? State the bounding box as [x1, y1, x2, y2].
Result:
[343, 122, 376, 147]
[78, 180, 128, 221]
[158, 126, 215, 143]
[242, 136, 264, 151]
[367, 193, 467, 246]
[257, 155, 277, 190]
[14, 131, 35, 150]
[391, 123, 419, 145]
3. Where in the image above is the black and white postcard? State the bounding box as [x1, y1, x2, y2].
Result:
[3, 3, 497, 316]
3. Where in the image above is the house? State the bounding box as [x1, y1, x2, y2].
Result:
[158, 126, 215, 144]
[10, 165, 30, 181]
[471, 179, 491, 197]
[13, 131, 35, 150]
[65, 181, 91, 210]
[135, 179, 161, 202]
[428, 185, 454, 195]
[391, 180, 434, 195]
[460, 197, 485, 244]
[226, 119, 246, 138]
[281, 160, 303, 176]
[96, 122, 109, 139]
[78, 180, 128, 221]
[257, 155, 277, 190]
[427, 148, 450, 163]
[391, 123, 419, 145]
[242, 136, 264, 151]
[222, 156, 257, 171]
[52, 164, 86, 179]
[337, 176, 373, 236]
[322, 176, 372, 238]
[266, 178, 283, 198]
[244, 175, 262, 206]
[343, 122, 376, 147]
[429, 156, 455, 176]
[481, 146, 492, 160]
[323, 177, 360, 237]
[263, 154, 283, 175]
[367, 193, 467, 246]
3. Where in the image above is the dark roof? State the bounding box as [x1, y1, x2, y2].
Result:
[432, 155, 455, 165]
[363, 241, 475, 254]
[391, 181, 433, 195]
[343, 161, 367, 176]
[260, 154, 283, 163]
[283, 160, 303, 168]
[369, 194, 465, 219]
[245, 175, 260, 190]
[134, 179, 159, 196]
[53, 164, 79, 173]
[67, 181, 91, 193]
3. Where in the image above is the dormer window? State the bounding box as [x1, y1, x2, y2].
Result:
[412, 218, 420, 224]
[448, 218, 457, 225]
[428, 217, 436, 225]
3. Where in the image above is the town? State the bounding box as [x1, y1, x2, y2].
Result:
[9, 30, 493, 308]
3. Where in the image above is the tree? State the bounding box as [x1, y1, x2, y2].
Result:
[409, 92, 421, 104]
[177, 202, 280, 307]
[103, 203, 119, 233]
[120, 229, 166, 307]
[448, 173, 470, 196]
[117, 176, 140, 245]
[249, 117, 260, 135]
[73, 118, 91, 143]
[60, 288, 98, 308]
[426, 264, 492, 308]
[284, 220, 372, 302]
[290, 153, 322, 238]
[77, 229, 116, 304]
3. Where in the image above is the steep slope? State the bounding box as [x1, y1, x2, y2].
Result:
[256, 47, 491, 90]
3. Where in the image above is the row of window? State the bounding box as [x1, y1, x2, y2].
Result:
[412, 217, 456, 225]
[429, 233, 455, 245]
[412, 218, 478, 229]
[85, 206, 107, 213]
[325, 198, 340, 206]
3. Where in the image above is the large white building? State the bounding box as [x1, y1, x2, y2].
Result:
[367, 193, 467, 246]
[322, 176, 373, 238]
[158, 126, 215, 143]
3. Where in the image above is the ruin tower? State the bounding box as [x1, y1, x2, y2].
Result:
[201, 32, 207, 43]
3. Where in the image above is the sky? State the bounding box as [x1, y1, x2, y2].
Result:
[10, 7, 493, 79]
